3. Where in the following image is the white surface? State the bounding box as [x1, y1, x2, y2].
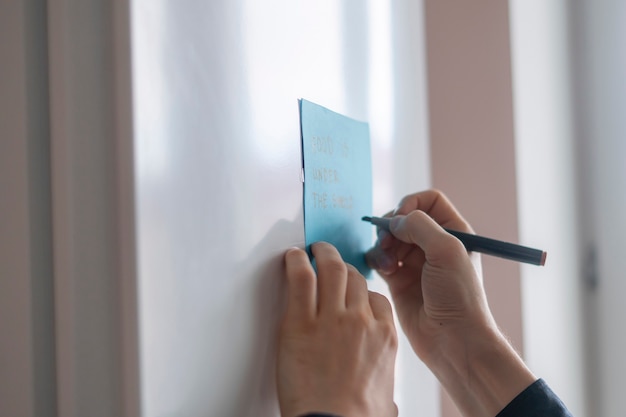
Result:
[508, 1, 586, 415]
[131, 1, 434, 416]
[570, 2, 626, 416]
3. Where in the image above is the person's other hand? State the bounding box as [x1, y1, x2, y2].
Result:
[277, 243, 398, 417]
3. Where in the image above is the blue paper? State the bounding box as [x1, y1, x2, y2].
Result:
[299, 99, 373, 277]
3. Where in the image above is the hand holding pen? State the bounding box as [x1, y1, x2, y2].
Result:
[276, 189, 572, 417]
[364, 189, 537, 417]
[363, 216, 546, 266]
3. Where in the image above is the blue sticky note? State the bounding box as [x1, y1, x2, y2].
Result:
[299, 99, 373, 277]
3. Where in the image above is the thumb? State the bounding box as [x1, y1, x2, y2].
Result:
[389, 211, 467, 266]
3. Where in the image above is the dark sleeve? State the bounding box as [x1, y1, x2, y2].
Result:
[299, 414, 342, 417]
[496, 378, 573, 417]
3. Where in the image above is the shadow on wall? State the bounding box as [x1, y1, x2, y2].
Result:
[236, 211, 304, 417]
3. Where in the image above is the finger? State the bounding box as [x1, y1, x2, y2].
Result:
[397, 244, 427, 273]
[368, 243, 425, 304]
[344, 264, 369, 310]
[377, 229, 394, 250]
[389, 211, 468, 267]
[366, 228, 421, 276]
[284, 248, 316, 322]
[395, 189, 473, 233]
[365, 246, 400, 275]
[377, 209, 396, 249]
[367, 239, 427, 275]
[311, 242, 348, 312]
[365, 224, 415, 275]
[367, 291, 394, 323]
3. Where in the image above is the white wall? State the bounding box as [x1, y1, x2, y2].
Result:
[512, 2, 626, 416]
[569, 2, 626, 416]
[131, 1, 434, 416]
[1, 1, 434, 415]
[508, 1, 587, 416]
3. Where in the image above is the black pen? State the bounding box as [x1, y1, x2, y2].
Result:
[362, 216, 546, 266]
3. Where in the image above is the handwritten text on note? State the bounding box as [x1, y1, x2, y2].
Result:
[299, 99, 372, 276]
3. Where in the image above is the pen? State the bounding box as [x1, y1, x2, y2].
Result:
[362, 216, 547, 266]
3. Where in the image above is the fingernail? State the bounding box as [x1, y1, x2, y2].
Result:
[372, 252, 396, 274]
[366, 250, 393, 273]
[285, 247, 300, 256]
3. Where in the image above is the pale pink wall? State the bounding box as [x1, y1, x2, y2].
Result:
[423, 1, 522, 416]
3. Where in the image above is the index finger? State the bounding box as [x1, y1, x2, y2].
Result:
[395, 189, 473, 233]
[389, 210, 468, 268]
[367, 291, 394, 323]
[312, 242, 348, 313]
[284, 248, 316, 322]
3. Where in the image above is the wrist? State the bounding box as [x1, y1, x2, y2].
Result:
[280, 396, 366, 417]
[426, 320, 536, 417]
[296, 414, 343, 417]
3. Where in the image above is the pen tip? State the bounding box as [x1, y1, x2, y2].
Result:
[362, 216, 372, 222]
[541, 251, 547, 266]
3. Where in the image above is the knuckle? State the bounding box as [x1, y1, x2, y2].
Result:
[429, 188, 446, 200]
[347, 267, 367, 287]
[431, 234, 467, 262]
[280, 320, 316, 344]
[396, 194, 417, 214]
[368, 293, 398, 348]
[428, 188, 450, 208]
[443, 235, 467, 254]
[342, 311, 373, 340]
[405, 209, 426, 223]
[321, 257, 347, 275]
[380, 320, 398, 348]
[397, 194, 412, 208]
[353, 312, 373, 332]
[345, 263, 359, 274]
[369, 291, 392, 312]
[312, 241, 340, 258]
[289, 262, 315, 281]
[369, 290, 387, 304]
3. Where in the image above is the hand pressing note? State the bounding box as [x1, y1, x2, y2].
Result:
[276, 243, 398, 417]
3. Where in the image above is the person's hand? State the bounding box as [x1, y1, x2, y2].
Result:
[365, 189, 535, 417]
[277, 243, 398, 417]
[365, 189, 492, 362]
